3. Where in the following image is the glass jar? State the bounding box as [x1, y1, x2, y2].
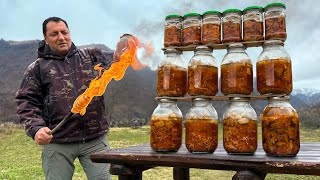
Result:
[223, 97, 258, 154]
[264, 2, 287, 40]
[222, 9, 242, 43]
[188, 45, 218, 96]
[243, 6, 263, 42]
[221, 43, 253, 95]
[164, 14, 183, 47]
[262, 96, 300, 157]
[157, 48, 187, 97]
[201, 10, 221, 44]
[256, 40, 292, 95]
[150, 99, 183, 152]
[113, 33, 134, 62]
[182, 12, 201, 46]
[185, 98, 218, 153]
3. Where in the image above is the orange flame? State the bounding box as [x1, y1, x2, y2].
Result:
[71, 36, 147, 115]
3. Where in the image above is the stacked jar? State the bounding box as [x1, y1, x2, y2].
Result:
[264, 2, 287, 40]
[187, 45, 218, 96]
[222, 9, 242, 43]
[182, 12, 202, 46]
[186, 45, 219, 153]
[223, 97, 258, 154]
[185, 98, 219, 153]
[257, 39, 299, 156]
[261, 96, 300, 156]
[256, 40, 292, 95]
[221, 43, 253, 95]
[157, 48, 187, 97]
[243, 6, 264, 41]
[150, 99, 183, 152]
[201, 10, 221, 45]
[164, 14, 183, 47]
[152, 48, 187, 152]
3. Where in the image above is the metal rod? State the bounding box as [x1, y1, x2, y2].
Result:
[48, 112, 74, 135]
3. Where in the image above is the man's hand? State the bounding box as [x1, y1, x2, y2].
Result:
[113, 34, 133, 63]
[34, 127, 53, 145]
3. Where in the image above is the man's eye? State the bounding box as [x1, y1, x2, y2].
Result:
[62, 31, 69, 35]
[50, 33, 57, 37]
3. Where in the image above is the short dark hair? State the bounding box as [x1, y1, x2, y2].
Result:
[42, 17, 69, 35]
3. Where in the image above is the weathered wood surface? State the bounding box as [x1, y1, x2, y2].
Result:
[90, 142, 320, 176]
[161, 40, 266, 51]
[155, 94, 289, 101]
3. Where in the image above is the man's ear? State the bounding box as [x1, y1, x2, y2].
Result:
[44, 36, 48, 44]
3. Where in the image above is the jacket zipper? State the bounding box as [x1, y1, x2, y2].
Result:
[65, 56, 86, 143]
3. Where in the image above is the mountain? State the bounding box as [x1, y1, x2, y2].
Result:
[0, 39, 319, 128]
[291, 88, 320, 106]
[0, 39, 157, 126]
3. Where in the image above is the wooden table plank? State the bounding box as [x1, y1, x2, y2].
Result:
[90, 142, 320, 176]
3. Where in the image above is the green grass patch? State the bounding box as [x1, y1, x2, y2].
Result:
[0, 125, 319, 180]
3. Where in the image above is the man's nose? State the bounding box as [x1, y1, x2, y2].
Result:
[57, 32, 65, 40]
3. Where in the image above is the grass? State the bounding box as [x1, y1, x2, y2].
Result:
[0, 124, 320, 180]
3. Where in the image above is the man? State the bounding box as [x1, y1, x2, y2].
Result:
[15, 17, 116, 180]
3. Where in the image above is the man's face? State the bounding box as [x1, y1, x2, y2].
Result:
[44, 21, 72, 55]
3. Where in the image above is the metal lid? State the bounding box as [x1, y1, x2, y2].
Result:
[120, 33, 133, 38]
[267, 96, 290, 100]
[164, 48, 182, 54]
[158, 98, 177, 103]
[195, 45, 213, 51]
[263, 40, 284, 46]
[229, 97, 250, 101]
[228, 42, 244, 48]
[192, 97, 212, 101]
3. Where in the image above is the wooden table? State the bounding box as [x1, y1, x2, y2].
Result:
[90, 142, 320, 180]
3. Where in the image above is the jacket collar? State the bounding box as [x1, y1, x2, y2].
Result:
[37, 40, 78, 60]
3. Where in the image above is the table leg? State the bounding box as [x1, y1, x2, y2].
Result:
[232, 170, 266, 180]
[118, 174, 142, 180]
[173, 167, 190, 180]
[109, 164, 143, 180]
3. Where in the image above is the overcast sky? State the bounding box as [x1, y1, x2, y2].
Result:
[1, 0, 320, 90]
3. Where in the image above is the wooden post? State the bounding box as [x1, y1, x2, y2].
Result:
[110, 164, 143, 180]
[173, 167, 190, 180]
[232, 170, 266, 180]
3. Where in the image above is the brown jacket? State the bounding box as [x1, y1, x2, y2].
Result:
[15, 41, 114, 143]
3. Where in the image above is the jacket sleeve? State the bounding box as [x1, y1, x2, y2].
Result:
[15, 60, 46, 139]
[87, 48, 115, 69]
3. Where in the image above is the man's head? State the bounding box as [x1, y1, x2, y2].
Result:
[42, 17, 72, 55]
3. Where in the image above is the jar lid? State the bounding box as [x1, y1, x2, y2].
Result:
[158, 98, 177, 103]
[223, 8, 242, 15]
[164, 48, 182, 54]
[195, 45, 213, 51]
[265, 2, 286, 9]
[165, 14, 182, 19]
[228, 42, 244, 48]
[203, 10, 221, 16]
[183, 12, 201, 17]
[229, 97, 250, 101]
[193, 97, 212, 101]
[243, 6, 263, 12]
[267, 96, 290, 100]
[263, 40, 284, 46]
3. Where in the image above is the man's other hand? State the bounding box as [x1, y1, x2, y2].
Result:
[35, 127, 53, 145]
